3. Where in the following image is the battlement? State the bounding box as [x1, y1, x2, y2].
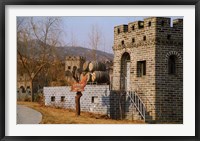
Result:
[114, 24, 128, 34]
[173, 19, 183, 28]
[114, 17, 182, 34]
[113, 17, 183, 50]
[65, 56, 86, 61]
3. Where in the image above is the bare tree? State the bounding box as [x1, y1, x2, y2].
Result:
[88, 24, 101, 61]
[17, 17, 63, 101]
[102, 35, 106, 53]
[70, 30, 78, 47]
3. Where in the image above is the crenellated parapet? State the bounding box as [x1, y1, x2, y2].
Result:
[65, 56, 86, 72]
[113, 17, 183, 51]
[65, 56, 86, 61]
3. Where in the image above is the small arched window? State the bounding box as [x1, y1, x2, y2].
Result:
[132, 38, 135, 43]
[148, 21, 152, 27]
[167, 34, 171, 40]
[168, 55, 176, 74]
[161, 20, 165, 26]
[121, 40, 125, 46]
[117, 28, 120, 34]
[143, 36, 146, 41]
[132, 25, 135, 30]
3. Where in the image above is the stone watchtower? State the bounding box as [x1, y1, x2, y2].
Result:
[65, 56, 85, 81]
[65, 56, 85, 72]
[112, 17, 183, 123]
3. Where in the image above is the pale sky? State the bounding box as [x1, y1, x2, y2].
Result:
[62, 16, 183, 54]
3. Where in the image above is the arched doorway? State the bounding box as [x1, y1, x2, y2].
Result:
[20, 86, 25, 93]
[120, 52, 131, 91]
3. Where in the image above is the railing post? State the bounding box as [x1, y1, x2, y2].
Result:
[127, 91, 146, 121]
[134, 93, 136, 103]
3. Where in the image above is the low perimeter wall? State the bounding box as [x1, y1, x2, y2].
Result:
[44, 85, 142, 121]
[44, 85, 110, 115]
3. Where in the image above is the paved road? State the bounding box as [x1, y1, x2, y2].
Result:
[17, 105, 42, 124]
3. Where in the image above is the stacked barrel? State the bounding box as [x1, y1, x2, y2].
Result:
[81, 61, 109, 84]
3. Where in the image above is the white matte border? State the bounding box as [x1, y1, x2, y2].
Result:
[5, 5, 195, 136]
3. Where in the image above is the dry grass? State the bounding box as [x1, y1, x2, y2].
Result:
[17, 101, 145, 124]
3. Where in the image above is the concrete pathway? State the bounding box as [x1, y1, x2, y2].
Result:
[17, 105, 42, 124]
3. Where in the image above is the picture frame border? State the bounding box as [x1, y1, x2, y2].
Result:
[1, 0, 200, 140]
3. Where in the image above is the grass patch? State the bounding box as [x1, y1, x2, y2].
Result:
[17, 101, 145, 124]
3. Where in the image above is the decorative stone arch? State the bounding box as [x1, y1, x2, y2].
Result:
[120, 49, 132, 59]
[120, 52, 131, 91]
[165, 51, 182, 75]
[165, 51, 182, 63]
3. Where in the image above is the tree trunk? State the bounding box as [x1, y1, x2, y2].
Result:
[30, 80, 33, 102]
[75, 91, 82, 116]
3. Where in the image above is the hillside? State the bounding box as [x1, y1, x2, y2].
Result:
[56, 46, 114, 61]
[17, 40, 114, 62]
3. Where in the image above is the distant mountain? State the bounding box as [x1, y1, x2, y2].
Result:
[18, 39, 114, 62]
[56, 46, 114, 62]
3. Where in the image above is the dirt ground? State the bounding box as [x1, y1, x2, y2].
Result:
[17, 101, 145, 124]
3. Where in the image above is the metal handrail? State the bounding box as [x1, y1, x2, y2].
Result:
[127, 91, 146, 121]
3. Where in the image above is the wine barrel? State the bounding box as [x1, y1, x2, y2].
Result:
[80, 72, 91, 82]
[91, 71, 109, 83]
[88, 61, 106, 72]
[83, 61, 90, 71]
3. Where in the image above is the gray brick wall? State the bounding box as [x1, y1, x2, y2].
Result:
[44, 85, 110, 115]
[44, 85, 142, 121]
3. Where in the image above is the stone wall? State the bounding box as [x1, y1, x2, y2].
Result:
[44, 85, 110, 115]
[44, 85, 142, 121]
[155, 18, 183, 122]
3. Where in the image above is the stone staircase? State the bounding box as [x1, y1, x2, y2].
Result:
[126, 91, 154, 123]
[110, 90, 155, 122]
